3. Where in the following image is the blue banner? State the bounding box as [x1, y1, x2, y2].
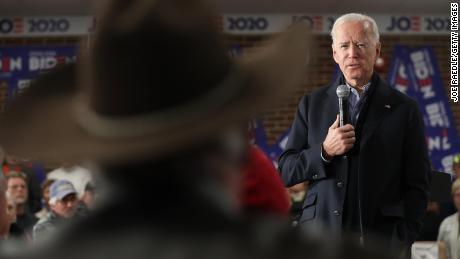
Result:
[249, 119, 269, 151]
[387, 46, 418, 98]
[249, 119, 290, 168]
[0, 46, 77, 107]
[228, 44, 243, 58]
[388, 45, 460, 176]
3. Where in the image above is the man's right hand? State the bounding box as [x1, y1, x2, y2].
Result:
[322, 115, 355, 160]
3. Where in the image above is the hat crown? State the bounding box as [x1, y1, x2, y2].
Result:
[83, 0, 231, 118]
[50, 180, 77, 200]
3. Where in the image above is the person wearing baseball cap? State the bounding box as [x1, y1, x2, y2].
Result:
[32, 180, 78, 242]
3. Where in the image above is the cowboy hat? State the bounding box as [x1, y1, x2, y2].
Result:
[0, 0, 310, 164]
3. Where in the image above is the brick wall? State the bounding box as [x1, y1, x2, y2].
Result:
[226, 34, 459, 145]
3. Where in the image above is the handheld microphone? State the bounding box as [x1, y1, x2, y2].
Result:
[336, 85, 350, 127]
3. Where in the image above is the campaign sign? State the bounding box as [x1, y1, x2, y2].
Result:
[0, 17, 94, 37]
[249, 119, 290, 168]
[0, 46, 77, 106]
[388, 45, 460, 175]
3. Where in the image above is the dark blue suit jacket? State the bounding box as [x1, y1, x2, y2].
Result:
[279, 74, 431, 245]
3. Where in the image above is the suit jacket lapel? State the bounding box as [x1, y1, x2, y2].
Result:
[360, 78, 394, 149]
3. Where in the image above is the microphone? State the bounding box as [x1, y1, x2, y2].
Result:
[336, 85, 350, 127]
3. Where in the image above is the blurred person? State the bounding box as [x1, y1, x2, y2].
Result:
[5, 172, 37, 238]
[81, 181, 96, 210]
[2, 155, 42, 214]
[33, 180, 79, 242]
[72, 181, 98, 219]
[0, 1, 394, 259]
[240, 145, 290, 217]
[34, 179, 55, 221]
[416, 201, 442, 241]
[453, 154, 460, 179]
[47, 163, 92, 199]
[434, 158, 460, 225]
[287, 182, 308, 226]
[0, 173, 10, 240]
[6, 196, 16, 228]
[278, 13, 430, 256]
[6, 193, 26, 239]
[437, 178, 460, 259]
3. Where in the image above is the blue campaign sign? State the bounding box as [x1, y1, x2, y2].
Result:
[0, 46, 77, 105]
[228, 44, 242, 58]
[387, 46, 418, 98]
[330, 64, 340, 84]
[388, 46, 460, 176]
[249, 119, 290, 168]
[267, 130, 290, 169]
[249, 119, 269, 151]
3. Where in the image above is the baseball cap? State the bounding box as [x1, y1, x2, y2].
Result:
[49, 179, 77, 205]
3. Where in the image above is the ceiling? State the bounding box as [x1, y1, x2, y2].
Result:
[0, 0, 452, 15]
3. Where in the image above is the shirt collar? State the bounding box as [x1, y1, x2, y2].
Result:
[346, 81, 371, 98]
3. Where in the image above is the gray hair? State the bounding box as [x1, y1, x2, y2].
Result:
[331, 13, 380, 45]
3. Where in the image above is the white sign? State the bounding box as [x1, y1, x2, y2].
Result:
[220, 14, 451, 35]
[0, 14, 450, 37]
[0, 16, 95, 37]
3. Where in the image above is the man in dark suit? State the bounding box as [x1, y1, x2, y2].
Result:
[278, 13, 431, 255]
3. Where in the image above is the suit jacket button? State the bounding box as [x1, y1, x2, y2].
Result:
[333, 210, 341, 216]
[312, 174, 318, 179]
[337, 181, 344, 188]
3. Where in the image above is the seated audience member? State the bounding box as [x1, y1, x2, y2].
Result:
[5, 172, 37, 238]
[240, 145, 290, 217]
[0, 173, 10, 241]
[438, 178, 460, 259]
[73, 181, 98, 218]
[3, 155, 42, 214]
[417, 201, 442, 241]
[33, 180, 79, 242]
[287, 182, 308, 226]
[6, 193, 26, 239]
[438, 158, 460, 221]
[81, 181, 97, 210]
[35, 179, 55, 221]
